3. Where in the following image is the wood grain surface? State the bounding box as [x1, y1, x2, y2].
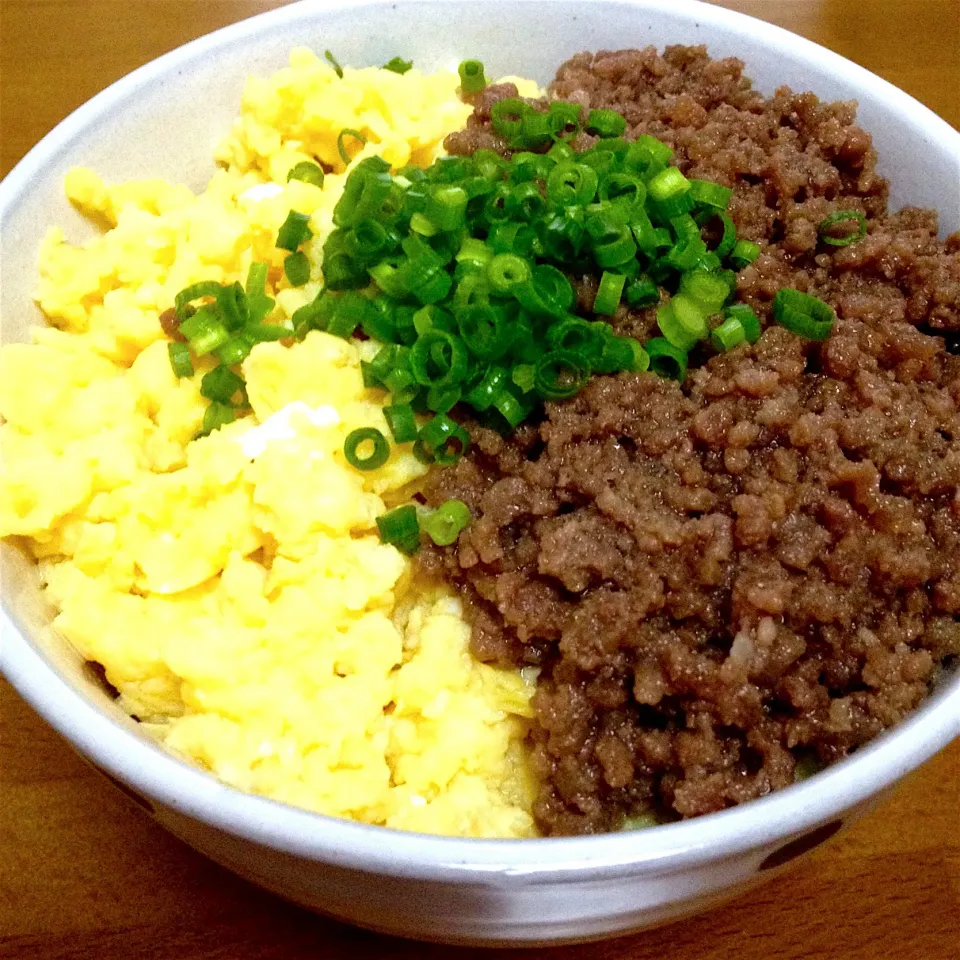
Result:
[1, 2, 958, 958]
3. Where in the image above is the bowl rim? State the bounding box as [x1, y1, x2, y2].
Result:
[2, 0, 959, 885]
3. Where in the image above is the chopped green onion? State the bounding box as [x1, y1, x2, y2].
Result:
[518, 111, 554, 151]
[245, 262, 269, 299]
[327, 290, 371, 339]
[410, 329, 469, 386]
[456, 303, 511, 360]
[200, 365, 245, 404]
[679, 270, 730, 313]
[213, 283, 247, 331]
[711, 316, 747, 352]
[625, 275, 660, 308]
[598, 172, 646, 212]
[246, 323, 289, 342]
[464, 366, 508, 411]
[511, 363, 536, 393]
[648, 167, 690, 202]
[344, 427, 390, 471]
[547, 317, 601, 357]
[506, 181, 547, 222]
[724, 303, 762, 343]
[586, 212, 637, 268]
[376, 504, 421, 555]
[383, 57, 413, 74]
[179, 307, 229, 356]
[627, 340, 650, 372]
[174, 281, 222, 320]
[493, 388, 534, 428]
[425, 184, 468, 230]
[426, 383, 461, 413]
[689, 179, 732, 210]
[729, 238, 761, 269]
[534, 350, 590, 400]
[585, 108, 627, 139]
[594, 271, 627, 315]
[287, 161, 325, 188]
[657, 297, 702, 351]
[200, 401, 237, 436]
[646, 337, 688, 381]
[324, 50, 344, 79]
[817, 210, 867, 247]
[490, 98, 530, 142]
[548, 101, 582, 142]
[486, 253, 531, 293]
[515, 264, 574, 318]
[268, 108, 792, 478]
[456, 237, 493, 267]
[420, 414, 470, 465]
[772, 289, 835, 341]
[337, 128, 368, 166]
[421, 499, 472, 546]
[167, 341, 193, 379]
[458, 59, 487, 94]
[214, 333, 255, 366]
[712, 212, 738, 258]
[412, 304, 454, 336]
[546, 162, 598, 207]
[410, 212, 440, 236]
[284, 251, 311, 287]
[276, 210, 313, 252]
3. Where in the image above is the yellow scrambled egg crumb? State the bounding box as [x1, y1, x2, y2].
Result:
[0, 53, 539, 838]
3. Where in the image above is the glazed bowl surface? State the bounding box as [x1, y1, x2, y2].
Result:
[2, 0, 959, 946]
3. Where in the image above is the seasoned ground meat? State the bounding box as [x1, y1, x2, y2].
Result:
[422, 47, 960, 836]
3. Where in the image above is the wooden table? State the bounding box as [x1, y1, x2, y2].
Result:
[1, 2, 958, 958]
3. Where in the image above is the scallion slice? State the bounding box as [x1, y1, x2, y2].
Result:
[179, 307, 229, 356]
[419, 414, 470, 465]
[215, 334, 254, 366]
[594, 271, 627, 315]
[276, 210, 313, 252]
[724, 304, 762, 343]
[200, 365, 245, 405]
[174, 280, 222, 320]
[817, 210, 867, 247]
[200, 401, 237, 437]
[645, 337, 688, 382]
[421, 499, 472, 546]
[486, 253, 531, 293]
[283, 251, 311, 287]
[167, 341, 193, 379]
[383, 57, 413, 74]
[337, 128, 368, 166]
[324, 49, 344, 79]
[376, 504, 421, 555]
[344, 427, 390, 471]
[534, 350, 590, 400]
[585, 108, 627, 139]
[689, 179, 732, 210]
[711, 316, 747, 352]
[772, 289, 835, 341]
[287, 161, 325, 188]
[458, 59, 487, 94]
[729, 238, 761, 269]
[648, 167, 690, 202]
[625, 275, 660, 308]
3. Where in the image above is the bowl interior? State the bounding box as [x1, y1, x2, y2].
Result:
[2, 0, 959, 871]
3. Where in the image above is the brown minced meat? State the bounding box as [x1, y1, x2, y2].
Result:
[418, 46, 960, 836]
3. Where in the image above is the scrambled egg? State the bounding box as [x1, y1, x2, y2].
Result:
[0, 52, 539, 838]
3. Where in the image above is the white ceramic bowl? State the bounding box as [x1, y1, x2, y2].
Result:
[2, 0, 959, 946]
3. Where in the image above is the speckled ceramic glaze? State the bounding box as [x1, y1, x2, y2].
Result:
[2, 0, 958, 945]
